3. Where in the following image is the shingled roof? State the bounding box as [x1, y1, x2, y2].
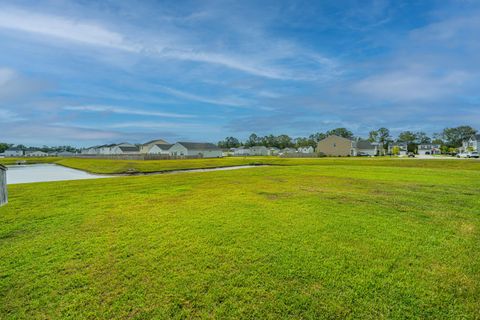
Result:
[154, 144, 173, 150]
[0, 164, 6, 170]
[118, 146, 140, 152]
[177, 142, 220, 150]
[143, 139, 169, 145]
[356, 140, 376, 149]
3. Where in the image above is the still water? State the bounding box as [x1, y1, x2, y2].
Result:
[6, 164, 111, 184]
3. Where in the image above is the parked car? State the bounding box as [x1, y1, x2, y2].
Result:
[457, 152, 479, 158]
[408, 152, 415, 158]
[356, 152, 370, 157]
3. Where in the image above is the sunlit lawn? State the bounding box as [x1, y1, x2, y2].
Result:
[0, 160, 479, 318]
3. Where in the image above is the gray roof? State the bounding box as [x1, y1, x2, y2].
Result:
[356, 140, 375, 149]
[177, 142, 220, 150]
[154, 144, 173, 150]
[6, 147, 23, 151]
[143, 139, 168, 145]
[0, 164, 6, 170]
[118, 146, 140, 152]
[472, 134, 480, 140]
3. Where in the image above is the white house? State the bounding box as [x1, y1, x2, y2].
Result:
[58, 151, 75, 157]
[249, 146, 268, 156]
[268, 147, 280, 156]
[354, 140, 383, 156]
[169, 142, 222, 158]
[81, 146, 99, 155]
[4, 147, 24, 157]
[25, 150, 48, 157]
[281, 147, 297, 155]
[462, 134, 480, 152]
[417, 143, 441, 155]
[109, 144, 140, 155]
[148, 144, 174, 155]
[233, 147, 251, 156]
[298, 146, 315, 154]
[141, 139, 169, 154]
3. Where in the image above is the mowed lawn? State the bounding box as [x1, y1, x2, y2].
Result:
[1, 161, 480, 318]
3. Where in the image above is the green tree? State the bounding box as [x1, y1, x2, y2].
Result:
[277, 135, 294, 149]
[392, 146, 400, 156]
[245, 133, 260, 147]
[415, 132, 431, 144]
[442, 126, 477, 147]
[0, 143, 13, 153]
[309, 132, 327, 142]
[368, 130, 378, 143]
[397, 131, 417, 144]
[295, 137, 316, 148]
[218, 137, 240, 148]
[326, 128, 354, 139]
[431, 133, 444, 145]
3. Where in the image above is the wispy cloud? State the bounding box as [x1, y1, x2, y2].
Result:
[0, 6, 338, 81]
[0, 8, 138, 52]
[352, 69, 471, 101]
[156, 85, 251, 107]
[64, 105, 194, 118]
[107, 121, 210, 130]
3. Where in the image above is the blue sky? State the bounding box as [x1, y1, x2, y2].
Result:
[1, 0, 479, 146]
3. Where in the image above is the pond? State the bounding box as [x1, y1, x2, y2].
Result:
[6, 164, 111, 184]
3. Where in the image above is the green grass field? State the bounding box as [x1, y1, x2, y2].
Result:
[1, 159, 479, 318]
[2, 156, 480, 174]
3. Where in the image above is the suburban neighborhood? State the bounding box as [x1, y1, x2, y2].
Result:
[1, 127, 480, 159]
[2, 1, 480, 318]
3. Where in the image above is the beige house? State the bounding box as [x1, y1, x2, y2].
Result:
[317, 135, 355, 156]
[141, 139, 169, 154]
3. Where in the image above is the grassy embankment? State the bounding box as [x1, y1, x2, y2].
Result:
[1, 160, 479, 318]
[2, 156, 480, 174]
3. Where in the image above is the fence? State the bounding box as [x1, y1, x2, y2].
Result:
[73, 154, 204, 161]
[279, 153, 324, 158]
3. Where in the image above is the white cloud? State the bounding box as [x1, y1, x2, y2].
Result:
[64, 105, 194, 118]
[0, 8, 138, 52]
[0, 67, 46, 102]
[0, 7, 339, 81]
[353, 69, 471, 101]
[107, 121, 220, 133]
[156, 85, 251, 107]
[0, 109, 24, 122]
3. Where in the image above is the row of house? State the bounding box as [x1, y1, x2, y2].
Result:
[316, 135, 445, 157]
[1, 147, 76, 157]
[228, 146, 315, 156]
[386, 142, 441, 156]
[82, 139, 223, 158]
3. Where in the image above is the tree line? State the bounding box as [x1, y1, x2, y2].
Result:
[217, 125, 478, 151]
[0, 143, 80, 154]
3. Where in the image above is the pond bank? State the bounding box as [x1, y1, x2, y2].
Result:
[6, 164, 270, 184]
